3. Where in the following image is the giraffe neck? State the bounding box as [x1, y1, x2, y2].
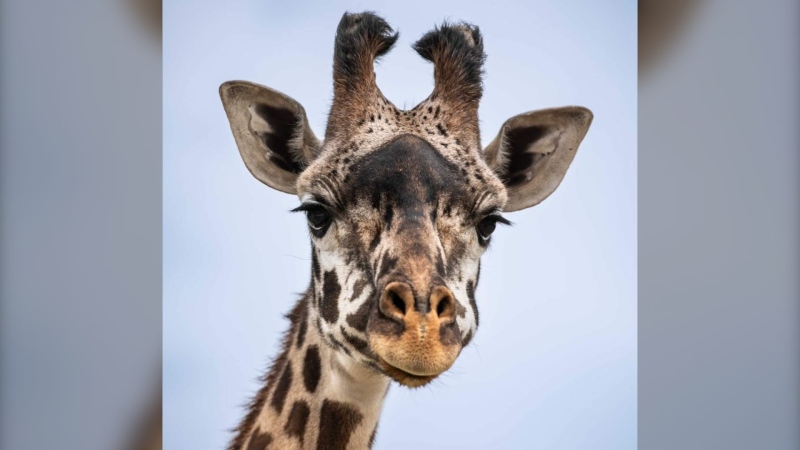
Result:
[231, 292, 391, 450]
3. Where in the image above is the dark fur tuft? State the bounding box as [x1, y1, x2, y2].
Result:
[412, 22, 486, 100]
[334, 12, 399, 85]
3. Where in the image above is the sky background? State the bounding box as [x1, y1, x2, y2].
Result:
[164, 1, 636, 448]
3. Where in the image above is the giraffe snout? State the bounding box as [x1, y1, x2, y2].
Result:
[367, 281, 461, 387]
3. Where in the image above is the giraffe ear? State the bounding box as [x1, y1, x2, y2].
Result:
[220, 81, 321, 194]
[484, 107, 593, 212]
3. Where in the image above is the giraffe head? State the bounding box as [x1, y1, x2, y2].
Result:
[220, 12, 592, 388]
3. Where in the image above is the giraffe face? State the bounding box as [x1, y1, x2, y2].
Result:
[294, 133, 507, 386]
[219, 12, 593, 388]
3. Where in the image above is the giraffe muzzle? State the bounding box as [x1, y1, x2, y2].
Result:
[367, 281, 462, 387]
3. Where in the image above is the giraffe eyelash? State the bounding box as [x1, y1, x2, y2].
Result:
[291, 201, 334, 235]
[290, 196, 335, 213]
[482, 214, 512, 226]
[290, 202, 325, 214]
[476, 210, 512, 227]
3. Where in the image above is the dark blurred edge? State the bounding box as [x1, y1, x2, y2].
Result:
[638, 0, 699, 76]
[640, 0, 800, 449]
[0, 0, 162, 449]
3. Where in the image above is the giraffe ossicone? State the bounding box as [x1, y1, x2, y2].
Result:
[220, 11, 593, 449]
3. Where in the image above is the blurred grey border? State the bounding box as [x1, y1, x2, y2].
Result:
[640, 0, 799, 449]
[1, 0, 798, 449]
[0, 0, 162, 449]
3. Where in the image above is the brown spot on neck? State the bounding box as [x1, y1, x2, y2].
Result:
[246, 428, 273, 450]
[303, 345, 322, 393]
[284, 400, 311, 445]
[317, 399, 364, 450]
[270, 364, 293, 413]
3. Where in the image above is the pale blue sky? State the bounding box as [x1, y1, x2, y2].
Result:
[164, 1, 636, 448]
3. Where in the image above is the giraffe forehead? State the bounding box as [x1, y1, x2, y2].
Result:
[345, 134, 466, 204]
[300, 133, 505, 213]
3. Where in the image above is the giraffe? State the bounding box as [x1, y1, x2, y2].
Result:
[219, 12, 593, 449]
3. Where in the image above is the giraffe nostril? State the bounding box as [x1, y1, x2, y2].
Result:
[390, 290, 406, 315]
[436, 297, 448, 317]
[431, 285, 455, 321]
[380, 281, 415, 321]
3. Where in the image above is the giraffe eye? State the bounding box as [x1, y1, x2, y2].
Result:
[291, 202, 333, 237]
[305, 207, 331, 230]
[476, 214, 510, 243]
[477, 219, 496, 240]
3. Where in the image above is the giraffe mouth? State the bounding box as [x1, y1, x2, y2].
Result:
[367, 302, 462, 388]
[377, 357, 439, 388]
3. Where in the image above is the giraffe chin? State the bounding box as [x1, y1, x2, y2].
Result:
[368, 330, 461, 388]
[377, 357, 441, 388]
